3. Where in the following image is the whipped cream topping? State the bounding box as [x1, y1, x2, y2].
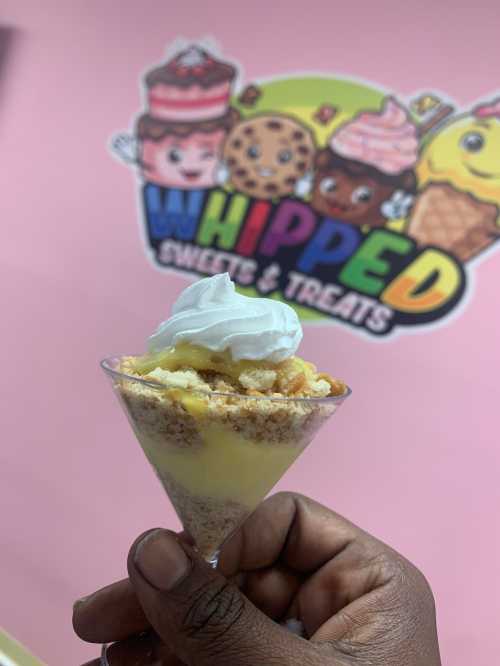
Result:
[330, 97, 418, 175]
[148, 274, 303, 362]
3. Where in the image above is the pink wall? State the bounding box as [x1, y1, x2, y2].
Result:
[2, 1, 499, 664]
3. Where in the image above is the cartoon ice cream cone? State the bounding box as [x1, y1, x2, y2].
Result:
[407, 184, 499, 261]
[408, 98, 500, 261]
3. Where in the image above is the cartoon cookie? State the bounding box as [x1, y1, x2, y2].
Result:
[222, 114, 315, 199]
[113, 45, 239, 189]
[311, 98, 418, 227]
[408, 98, 500, 261]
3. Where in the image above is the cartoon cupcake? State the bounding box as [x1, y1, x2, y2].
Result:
[311, 98, 419, 227]
[113, 46, 239, 189]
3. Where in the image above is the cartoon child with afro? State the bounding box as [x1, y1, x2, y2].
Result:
[310, 98, 419, 227]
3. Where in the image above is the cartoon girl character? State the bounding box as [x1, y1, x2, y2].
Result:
[310, 98, 418, 227]
[112, 45, 239, 190]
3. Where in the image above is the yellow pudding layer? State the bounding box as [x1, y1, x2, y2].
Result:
[119, 343, 344, 510]
[124, 343, 344, 398]
[130, 343, 270, 377]
[137, 422, 304, 507]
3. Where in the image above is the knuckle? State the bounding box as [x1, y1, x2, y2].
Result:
[408, 564, 438, 612]
[372, 549, 438, 615]
[271, 490, 310, 512]
[271, 490, 298, 504]
[367, 548, 404, 583]
[266, 491, 303, 516]
[182, 580, 245, 646]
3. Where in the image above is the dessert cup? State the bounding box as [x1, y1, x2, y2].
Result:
[101, 356, 351, 566]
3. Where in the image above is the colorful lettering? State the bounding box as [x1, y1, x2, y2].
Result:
[382, 249, 462, 313]
[339, 231, 413, 296]
[298, 219, 361, 273]
[236, 200, 271, 257]
[143, 185, 472, 337]
[197, 191, 249, 249]
[144, 185, 204, 241]
[259, 201, 316, 257]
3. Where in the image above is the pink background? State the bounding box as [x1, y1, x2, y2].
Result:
[2, 2, 499, 664]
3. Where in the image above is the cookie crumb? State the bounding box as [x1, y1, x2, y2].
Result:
[313, 104, 338, 125]
[238, 84, 261, 106]
[411, 94, 441, 116]
[239, 368, 277, 392]
[144, 368, 210, 392]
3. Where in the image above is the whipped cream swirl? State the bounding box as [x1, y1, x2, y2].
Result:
[148, 274, 303, 362]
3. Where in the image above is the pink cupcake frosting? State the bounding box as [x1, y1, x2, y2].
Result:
[330, 97, 419, 175]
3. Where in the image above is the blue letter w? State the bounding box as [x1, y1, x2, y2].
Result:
[143, 184, 205, 241]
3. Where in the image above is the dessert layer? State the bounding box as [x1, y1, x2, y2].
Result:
[118, 373, 336, 558]
[158, 469, 248, 559]
[121, 343, 346, 399]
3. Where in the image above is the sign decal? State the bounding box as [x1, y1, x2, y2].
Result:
[112, 41, 500, 337]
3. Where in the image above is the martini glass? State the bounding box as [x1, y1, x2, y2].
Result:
[101, 356, 351, 567]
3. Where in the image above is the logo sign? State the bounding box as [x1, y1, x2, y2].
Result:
[112, 41, 500, 337]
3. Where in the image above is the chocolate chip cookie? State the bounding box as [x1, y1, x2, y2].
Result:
[222, 114, 315, 199]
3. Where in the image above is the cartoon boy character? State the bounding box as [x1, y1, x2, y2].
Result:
[218, 113, 316, 200]
[113, 45, 239, 190]
[310, 98, 418, 227]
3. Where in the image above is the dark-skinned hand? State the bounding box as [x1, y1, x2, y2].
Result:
[74, 492, 441, 665]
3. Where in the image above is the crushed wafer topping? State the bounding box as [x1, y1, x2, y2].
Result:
[145, 368, 210, 392]
[239, 369, 277, 392]
[122, 345, 346, 399]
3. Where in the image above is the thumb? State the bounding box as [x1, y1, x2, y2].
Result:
[127, 529, 321, 666]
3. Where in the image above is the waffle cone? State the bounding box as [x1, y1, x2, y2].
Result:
[407, 184, 500, 261]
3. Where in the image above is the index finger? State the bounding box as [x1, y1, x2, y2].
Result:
[219, 492, 364, 577]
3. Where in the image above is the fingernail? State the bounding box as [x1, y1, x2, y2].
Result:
[134, 529, 191, 591]
[73, 594, 91, 610]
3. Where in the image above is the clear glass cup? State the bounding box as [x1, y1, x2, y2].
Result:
[101, 355, 351, 567]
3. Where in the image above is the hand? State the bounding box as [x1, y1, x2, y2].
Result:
[111, 133, 138, 163]
[380, 190, 414, 220]
[74, 492, 441, 665]
[214, 161, 230, 185]
[294, 171, 314, 198]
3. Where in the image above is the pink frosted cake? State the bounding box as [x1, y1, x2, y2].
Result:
[144, 46, 237, 123]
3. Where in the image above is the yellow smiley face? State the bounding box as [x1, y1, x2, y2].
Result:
[417, 114, 500, 207]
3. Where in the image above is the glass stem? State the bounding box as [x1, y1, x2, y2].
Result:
[207, 551, 220, 569]
[101, 644, 110, 665]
